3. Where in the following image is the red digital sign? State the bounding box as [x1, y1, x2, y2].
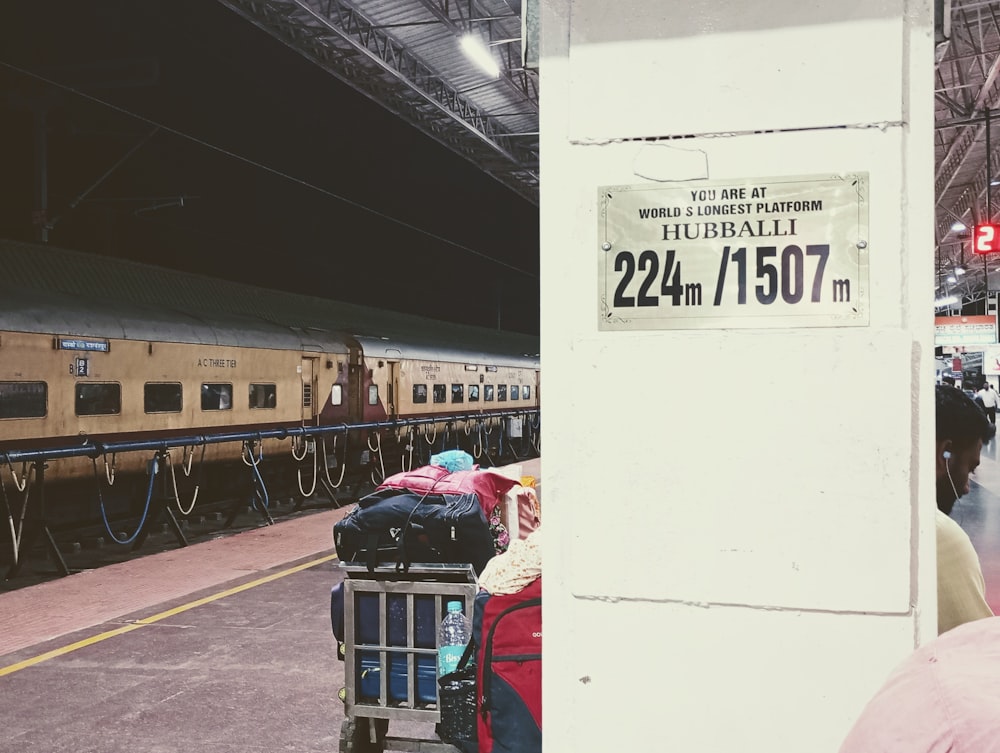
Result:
[974, 223, 1000, 254]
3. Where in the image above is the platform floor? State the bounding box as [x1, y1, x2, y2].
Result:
[11, 444, 1000, 752]
[0, 457, 539, 753]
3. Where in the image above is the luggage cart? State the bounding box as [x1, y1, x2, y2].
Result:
[339, 562, 478, 753]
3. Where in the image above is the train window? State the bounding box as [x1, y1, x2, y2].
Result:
[0, 381, 47, 419]
[468, 385, 479, 402]
[451, 384, 464, 403]
[249, 383, 276, 409]
[433, 384, 447, 403]
[76, 383, 121, 416]
[368, 384, 379, 405]
[510, 385, 520, 400]
[330, 384, 343, 406]
[484, 384, 494, 402]
[413, 384, 427, 403]
[497, 384, 508, 401]
[201, 383, 232, 411]
[523, 385, 531, 400]
[144, 383, 182, 413]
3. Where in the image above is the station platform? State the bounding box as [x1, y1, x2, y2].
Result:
[0, 457, 539, 753]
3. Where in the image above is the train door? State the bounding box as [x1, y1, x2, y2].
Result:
[300, 356, 318, 425]
[386, 361, 400, 418]
[347, 343, 364, 424]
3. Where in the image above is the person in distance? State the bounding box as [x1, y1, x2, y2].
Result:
[935, 384, 995, 635]
[978, 381, 999, 424]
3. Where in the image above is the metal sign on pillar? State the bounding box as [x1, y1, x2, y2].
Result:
[597, 172, 870, 331]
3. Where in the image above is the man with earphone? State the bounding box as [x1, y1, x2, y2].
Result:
[839, 386, 1000, 752]
[935, 384, 997, 635]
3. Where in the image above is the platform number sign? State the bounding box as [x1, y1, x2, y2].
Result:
[598, 173, 870, 330]
[974, 224, 1000, 254]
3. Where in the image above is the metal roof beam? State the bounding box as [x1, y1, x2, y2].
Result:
[935, 7, 1000, 240]
[217, 0, 537, 203]
[414, 0, 538, 106]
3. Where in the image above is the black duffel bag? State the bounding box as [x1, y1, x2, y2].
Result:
[333, 488, 496, 574]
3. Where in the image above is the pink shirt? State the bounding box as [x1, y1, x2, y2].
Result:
[840, 617, 1000, 752]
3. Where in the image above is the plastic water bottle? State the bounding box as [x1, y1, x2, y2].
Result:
[437, 601, 471, 677]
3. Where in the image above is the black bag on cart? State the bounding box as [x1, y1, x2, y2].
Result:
[333, 487, 496, 575]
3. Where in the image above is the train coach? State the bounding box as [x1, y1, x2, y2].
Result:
[0, 240, 540, 542]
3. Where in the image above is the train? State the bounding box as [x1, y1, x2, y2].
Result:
[0, 239, 540, 548]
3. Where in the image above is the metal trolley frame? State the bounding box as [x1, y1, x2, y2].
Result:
[339, 562, 478, 753]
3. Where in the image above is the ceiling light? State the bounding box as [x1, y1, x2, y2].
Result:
[460, 33, 500, 78]
[992, 178, 1000, 186]
[947, 275, 957, 283]
[951, 221, 967, 232]
[935, 295, 960, 307]
[955, 266, 966, 275]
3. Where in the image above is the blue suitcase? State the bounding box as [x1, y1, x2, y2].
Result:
[335, 562, 478, 730]
[356, 592, 438, 704]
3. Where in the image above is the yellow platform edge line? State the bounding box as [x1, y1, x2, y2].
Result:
[0, 552, 339, 678]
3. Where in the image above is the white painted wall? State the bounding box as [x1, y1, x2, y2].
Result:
[540, 1, 935, 750]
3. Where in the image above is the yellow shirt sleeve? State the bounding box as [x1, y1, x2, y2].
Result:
[936, 509, 994, 635]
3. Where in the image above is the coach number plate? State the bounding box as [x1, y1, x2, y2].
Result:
[597, 173, 869, 331]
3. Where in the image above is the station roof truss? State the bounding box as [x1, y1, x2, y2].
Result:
[210, 1, 994, 312]
[936, 0, 1000, 307]
[217, 0, 539, 205]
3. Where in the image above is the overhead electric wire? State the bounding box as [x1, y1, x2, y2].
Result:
[0, 59, 538, 279]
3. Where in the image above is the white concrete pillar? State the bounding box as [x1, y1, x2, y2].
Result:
[539, 2, 935, 750]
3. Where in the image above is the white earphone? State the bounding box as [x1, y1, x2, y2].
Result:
[944, 449, 960, 500]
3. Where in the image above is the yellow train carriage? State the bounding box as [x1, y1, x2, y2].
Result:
[355, 335, 540, 424]
[0, 293, 351, 484]
[0, 240, 540, 504]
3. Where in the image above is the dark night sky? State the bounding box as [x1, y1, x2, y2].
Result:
[0, 1, 540, 335]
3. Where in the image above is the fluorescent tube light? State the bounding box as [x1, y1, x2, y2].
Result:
[460, 33, 500, 78]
